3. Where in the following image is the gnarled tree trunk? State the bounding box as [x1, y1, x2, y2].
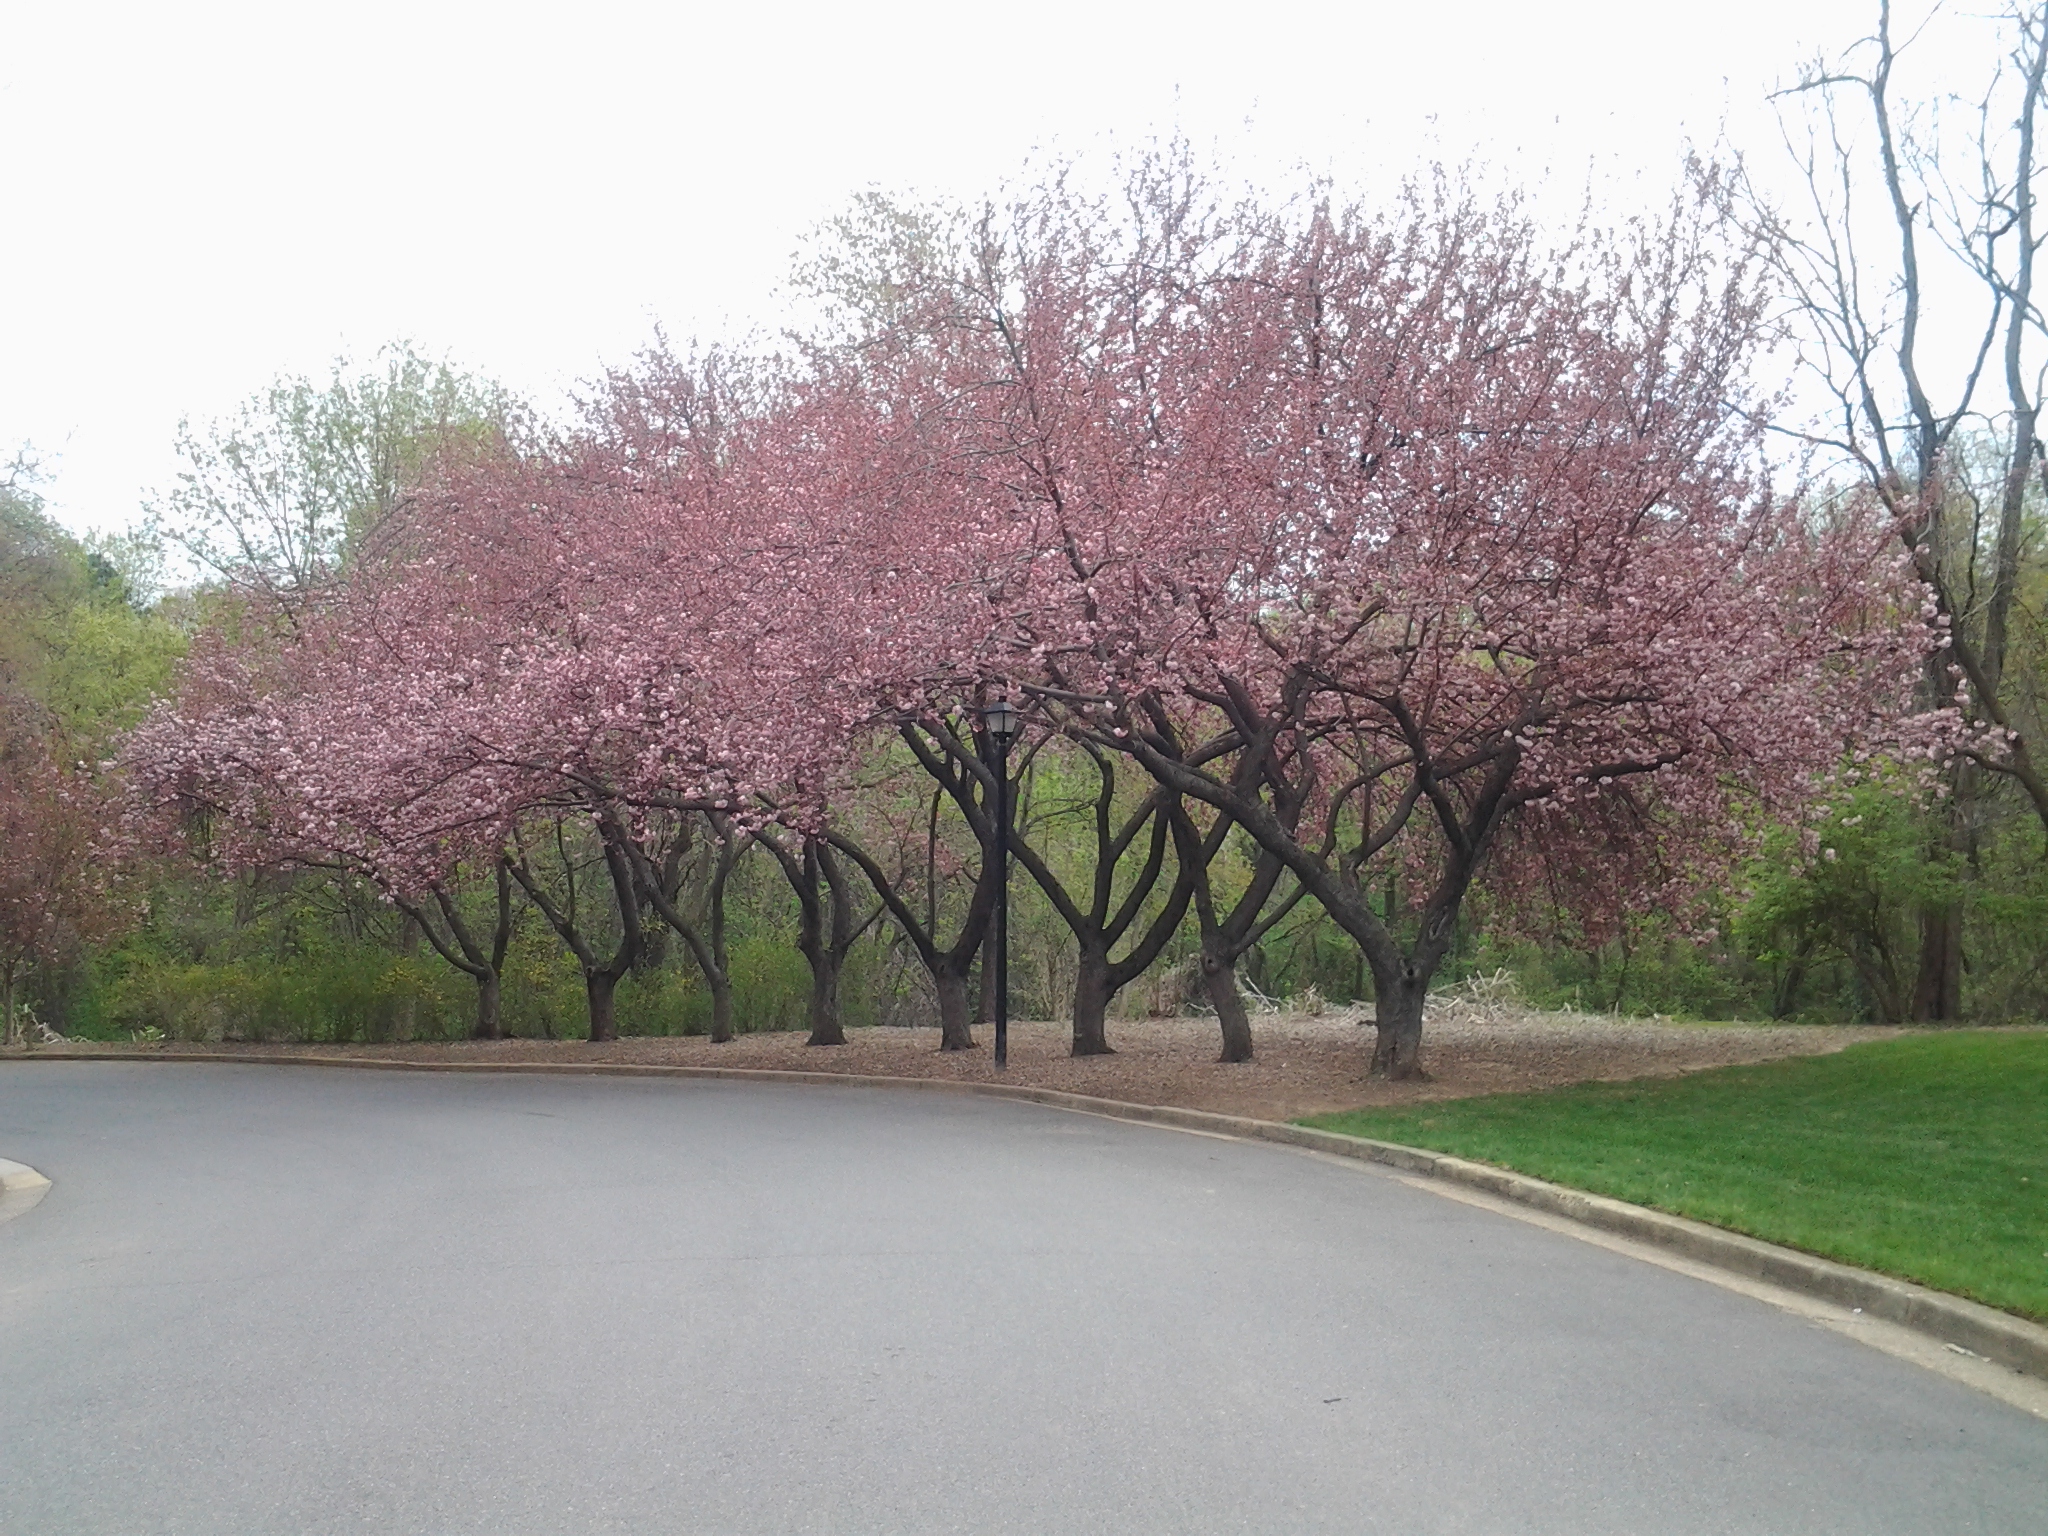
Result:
[763, 833, 871, 1048]
[805, 944, 846, 1046]
[1070, 945, 1116, 1056]
[820, 781, 998, 1055]
[474, 970, 503, 1040]
[1368, 965, 1429, 1080]
[1124, 699, 1517, 1085]
[510, 817, 642, 1046]
[706, 968, 736, 1044]
[1911, 903, 1964, 1022]
[1201, 942, 1254, 1064]
[1163, 776, 1305, 1067]
[934, 964, 975, 1051]
[585, 970, 620, 1044]
[624, 814, 749, 1044]
[399, 860, 516, 1042]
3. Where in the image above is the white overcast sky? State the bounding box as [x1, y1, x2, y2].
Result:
[0, 0, 1994, 535]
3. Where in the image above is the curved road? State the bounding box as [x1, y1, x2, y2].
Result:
[1, 1062, 2042, 1534]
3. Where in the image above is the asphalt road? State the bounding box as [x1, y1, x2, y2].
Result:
[1, 1063, 2042, 1535]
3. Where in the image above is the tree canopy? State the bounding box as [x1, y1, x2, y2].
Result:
[123, 165, 1931, 1075]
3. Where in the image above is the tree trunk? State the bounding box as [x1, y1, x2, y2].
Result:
[707, 969, 735, 1044]
[1202, 945, 1254, 1063]
[806, 945, 846, 1046]
[976, 930, 997, 1026]
[1771, 938, 1812, 1021]
[1911, 765, 1973, 1024]
[935, 965, 976, 1051]
[394, 913, 421, 1042]
[1, 963, 17, 1049]
[1369, 967, 1429, 1080]
[585, 971, 619, 1044]
[471, 970, 504, 1040]
[1910, 903, 1964, 1023]
[768, 834, 857, 1048]
[412, 872, 511, 1044]
[1070, 947, 1116, 1056]
[815, 823, 993, 1054]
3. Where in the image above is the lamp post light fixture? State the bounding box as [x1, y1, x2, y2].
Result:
[982, 699, 1021, 1070]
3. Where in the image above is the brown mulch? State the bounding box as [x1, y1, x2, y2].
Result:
[19, 1009, 1911, 1123]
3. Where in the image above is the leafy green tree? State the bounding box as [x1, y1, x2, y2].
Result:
[145, 344, 523, 617]
[1736, 772, 1969, 1023]
[0, 451, 185, 1040]
[1, 451, 184, 738]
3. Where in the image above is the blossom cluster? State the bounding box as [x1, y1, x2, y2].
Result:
[122, 170, 1932, 961]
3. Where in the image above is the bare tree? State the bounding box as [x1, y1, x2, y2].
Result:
[1729, 0, 2048, 1018]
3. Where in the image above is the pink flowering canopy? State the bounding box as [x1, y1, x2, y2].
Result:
[762, 167, 1929, 1070]
[124, 161, 1934, 1074]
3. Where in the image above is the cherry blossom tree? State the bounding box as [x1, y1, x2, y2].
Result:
[204, 355, 857, 1043]
[806, 160, 1928, 1077]
[127, 161, 1930, 1076]
[121, 352, 795, 1045]
[120, 608, 529, 1038]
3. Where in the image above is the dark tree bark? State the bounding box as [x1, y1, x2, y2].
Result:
[908, 724, 1193, 1057]
[584, 969, 620, 1042]
[624, 812, 749, 1043]
[761, 832, 878, 1047]
[474, 969, 503, 1040]
[828, 824, 998, 1052]
[1199, 943, 1255, 1063]
[1770, 934, 1815, 1020]
[1163, 733, 1309, 1065]
[1103, 681, 1518, 1080]
[1368, 965, 1429, 1078]
[1062, 946, 1106, 1055]
[933, 968, 975, 1049]
[825, 723, 1013, 1052]
[396, 857, 516, 1040]
[1021, 758, 1194, 1057]
[1910, 905, 1963, 1022]
[1073, 832, 1194, 1051]
[510, 814, 642, 1044]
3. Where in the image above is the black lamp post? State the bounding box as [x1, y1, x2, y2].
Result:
[982, 699, 1021, 1070]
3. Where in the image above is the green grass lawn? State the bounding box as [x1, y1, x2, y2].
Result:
[1299, 1031, 2048, 1321]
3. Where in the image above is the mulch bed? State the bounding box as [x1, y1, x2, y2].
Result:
[15, 1010, 1907, 1123]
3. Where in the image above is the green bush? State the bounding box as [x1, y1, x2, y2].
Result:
[99, 951, 466, 1043]
[614, 966, 702, 1036]
[724, 935, 816, 1033]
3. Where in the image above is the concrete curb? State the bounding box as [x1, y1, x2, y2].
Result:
[12, 1047, 2048, 1380]
[0, 1156, 52, 1225]
[0, 1157, 51, 1197]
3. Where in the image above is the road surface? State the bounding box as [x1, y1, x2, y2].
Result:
[1, 1062, 2042, 1533]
